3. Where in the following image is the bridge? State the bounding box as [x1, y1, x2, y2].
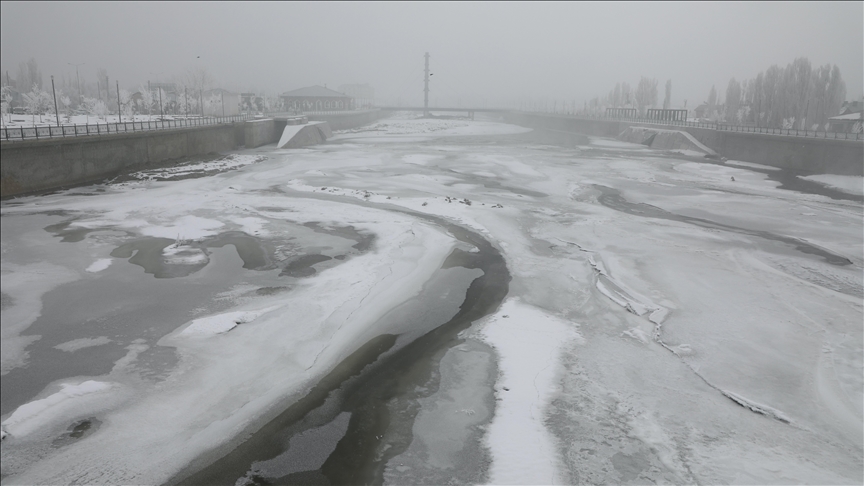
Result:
[375, 106, 504, 120]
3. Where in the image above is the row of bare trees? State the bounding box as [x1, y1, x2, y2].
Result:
[586, 57, 851, 130]
[596, 77, 665, 117]
[720, 58, 847, 130]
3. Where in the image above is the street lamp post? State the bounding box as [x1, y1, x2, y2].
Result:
[68, 62, 85, 105]
[51, 75, 60, 126]
[150, 73, 163, 119]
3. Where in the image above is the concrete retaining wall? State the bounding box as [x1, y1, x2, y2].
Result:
[244, 119, 277, 149]
[1, 123, 241, 197]
[307, 109, 389, 131]
[503, 112, 863, 175]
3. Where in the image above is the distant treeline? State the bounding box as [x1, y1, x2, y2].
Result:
[588, 57, 850, 130]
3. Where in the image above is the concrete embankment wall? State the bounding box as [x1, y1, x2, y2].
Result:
[307, 109, 389, 130]
[244, 119, 277, 149]
[1, 123, 241, 197]
[504, 112, 863, 176]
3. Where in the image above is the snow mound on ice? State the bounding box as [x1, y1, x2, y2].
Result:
[178, 306, 280, 336]
[53, 336, 112, 353]
[1, 381, 115, 438]
[85, 258, 113, 273]
[480, 299, 582, 485]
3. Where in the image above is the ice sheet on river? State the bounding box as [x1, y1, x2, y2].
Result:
[1, 114, 861, 484]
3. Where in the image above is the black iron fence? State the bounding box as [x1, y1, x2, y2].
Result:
[1, 114, 253, 142]
[540, 112, 863, 141]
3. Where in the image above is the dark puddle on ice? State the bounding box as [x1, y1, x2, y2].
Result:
[112, 238, 210, 278]
[51, 417, 102, 448]
[706, 161, 863, 203]
[594, 185, 853, 265]
[0, 245, 251, 417]
[44, 219, 124, 243]
[302, 222, 375, 252]
[174, 209, 510, 486]
[280, 254, 333, 277]
[108, 231, 283, 278]
[1, 223, 367, 419]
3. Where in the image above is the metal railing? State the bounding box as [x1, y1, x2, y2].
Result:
[1, 114, 253, 142]
[528, 112, 863, 141]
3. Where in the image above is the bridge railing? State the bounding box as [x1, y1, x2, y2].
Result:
[1, 114, 253, 142]
[524, 112, 863, 141]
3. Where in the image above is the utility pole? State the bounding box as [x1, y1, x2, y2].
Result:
[68, 62, 85, 104]
[117, 80, 122, 123]
[51, 75, 60, 126]
[423, 52, 430, 117]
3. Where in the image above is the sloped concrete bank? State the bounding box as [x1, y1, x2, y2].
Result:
[618, 126, 718, 157]
[503, 112, 863, 176]
[277, 122, 333, 149]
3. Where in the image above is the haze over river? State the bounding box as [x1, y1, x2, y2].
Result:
[1, 114, 862, 485]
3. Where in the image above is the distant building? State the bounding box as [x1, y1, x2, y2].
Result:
[827, 101, 864, 133]
[203, 88, 240, 116]
[338, 84, 374, 109]
[838, 101, 863, 116]
[280, 86, 354, 112]
[240, 92, 263, 112]
[828, 112, 863, 133]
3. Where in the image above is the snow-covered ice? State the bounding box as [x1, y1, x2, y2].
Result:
[84, 258, 113, 273]
[1, 114, 861, 484]
[799, 174, 864, 196]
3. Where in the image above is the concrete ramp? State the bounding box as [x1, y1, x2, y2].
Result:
[277, 121, 332, 149]
[618, 126, 718, 157]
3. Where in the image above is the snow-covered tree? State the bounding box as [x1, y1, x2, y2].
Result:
[82, 97, 109, 120]
[118, 89, 134, 117]
[206, 91, 222, 115]
[22, 83, 53, 123]
[137, 85, 154, 117]
[0, 84, 12, 125]
[178, 87, 201, 117]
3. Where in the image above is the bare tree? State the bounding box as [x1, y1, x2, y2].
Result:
[725, 78, 741, 123]
[663, 80, 671, 109]
[184, 67, 214, 115]
[635, 76, 658, 116]
[16, 58, 43, 91]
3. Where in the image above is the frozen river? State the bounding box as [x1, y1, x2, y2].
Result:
[1, 114, 862, 485]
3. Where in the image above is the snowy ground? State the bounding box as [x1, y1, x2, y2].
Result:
[1, 113, 862, 485]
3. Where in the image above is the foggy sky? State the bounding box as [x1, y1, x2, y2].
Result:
[2, 1, 862, 108]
